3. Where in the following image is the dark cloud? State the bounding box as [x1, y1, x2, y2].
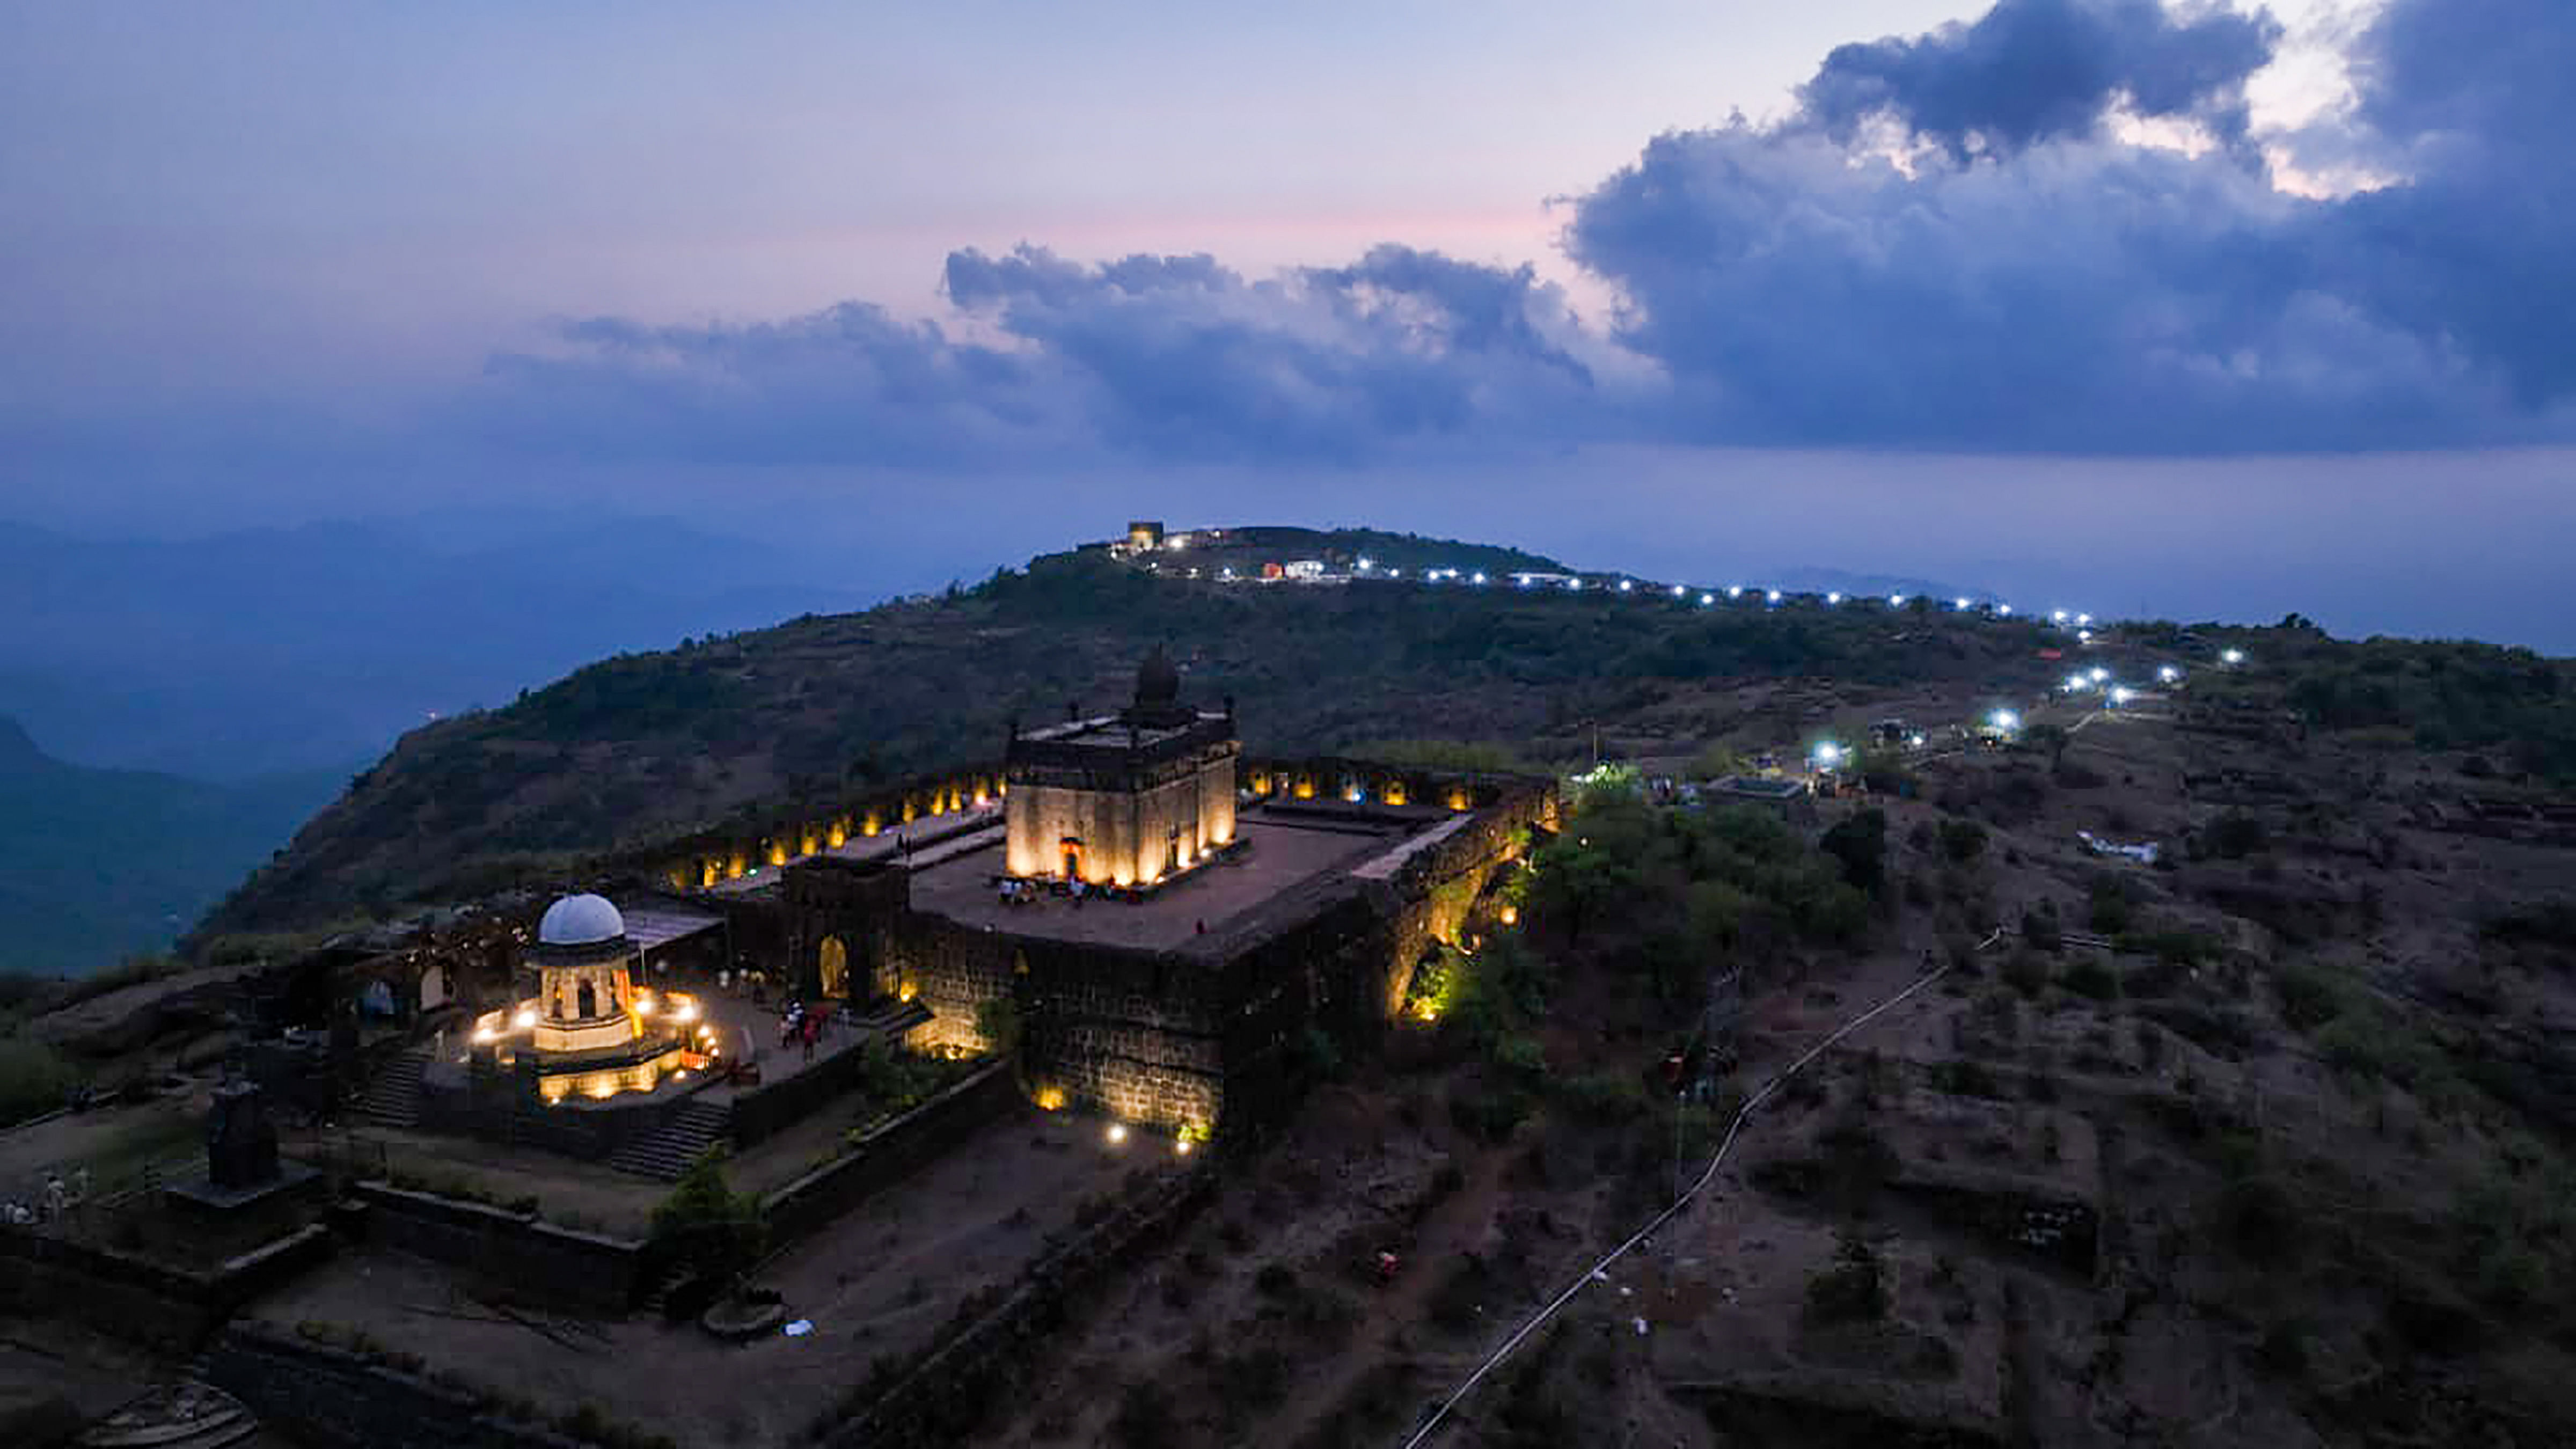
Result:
[1801, 0, 2283, 158]
[461, 0, 2575, 463]
[1564, 0, 2576, 451]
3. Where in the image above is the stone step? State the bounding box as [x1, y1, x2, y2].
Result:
[353, 1049, 428, 1129]
[606, 1099, 736, 1181]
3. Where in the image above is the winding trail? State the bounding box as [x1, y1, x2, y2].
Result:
[1396, 927, 2005, 1448]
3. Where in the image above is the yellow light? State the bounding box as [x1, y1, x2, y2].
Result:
[672, 999, 698, 1022]
[513, 1008, 537, 1030]
[634, 993, 655, 1015]
[1106, 1122, 1128, 1146]
[1499, 905, 1519, 927]
[898, 979, 919, 1003]
[471, 1026, 496, 1044]
[698, 1024, 714, 1040]
[1035, 1086, 1067, 1111]
[1175, 1138, 1194, 1157]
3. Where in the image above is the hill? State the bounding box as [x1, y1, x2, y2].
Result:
[193, 531, 2055, 941]
[0, 718, 340, 977]
[0, 514, 881, 781]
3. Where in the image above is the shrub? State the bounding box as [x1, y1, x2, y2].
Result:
[1939, 818, 1988, 863]
[2020, 908, 2062, 953]
[2061, 957, 2118, 1001]
[2002, 950, 2050, 999]
[0, 1036, 79, 1129]
[2209, 811, 2270, 859]
[1802, 1232, 1887, 1325]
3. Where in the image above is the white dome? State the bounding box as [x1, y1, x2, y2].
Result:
[538, 894, 625, 947]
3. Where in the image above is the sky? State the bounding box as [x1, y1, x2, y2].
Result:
[3, 0, 2571, 649]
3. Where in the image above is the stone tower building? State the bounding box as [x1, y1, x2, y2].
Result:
[1003, 646, 1238, 888]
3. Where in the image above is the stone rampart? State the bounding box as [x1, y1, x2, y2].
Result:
[350, 1183, 646, 1314]
[759, 1058, 1021, 1246]
[0, 1221, 334, 1350]
[205, 1322, 594, 1449]
[824, 1163, 1218, 1448]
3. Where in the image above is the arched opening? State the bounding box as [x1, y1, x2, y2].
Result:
[819, 935, 850, 999]
[1059, 836, 1083, 881]
[576, 978, 597, 1019]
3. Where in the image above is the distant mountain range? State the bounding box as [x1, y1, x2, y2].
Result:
[0, 716, 343, 977]
[0, 513, 884, 782]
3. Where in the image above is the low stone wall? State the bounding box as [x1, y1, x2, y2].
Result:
[205, 1322, 592, 1449]
[731, 1030, 908, 1148]
[759, 1058, 1021, 1247]
[826, 1163, 1219, 1448]
[0, 1221, 334, 1351]
[351, 1183, 647, 1315]
[415, 1063, 712, 1162]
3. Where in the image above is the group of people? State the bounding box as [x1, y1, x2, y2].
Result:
[779, 998, 830, 1062]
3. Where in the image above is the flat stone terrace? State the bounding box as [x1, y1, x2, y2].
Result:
[905, 808, 1406, 954]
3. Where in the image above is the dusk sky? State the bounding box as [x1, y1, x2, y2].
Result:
[4, 0, 2571, 649]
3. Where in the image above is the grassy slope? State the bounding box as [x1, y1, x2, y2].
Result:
[196, 539, 2055, 939]
[0, 719, 341, 976]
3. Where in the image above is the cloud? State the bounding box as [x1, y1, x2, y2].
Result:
[1799, 0, 2284, 159]
[457, 0, 2575, 463]
[1565, 0, 2576, 451]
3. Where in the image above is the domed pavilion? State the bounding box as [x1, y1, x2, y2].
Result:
[472, 892, 707, 1103]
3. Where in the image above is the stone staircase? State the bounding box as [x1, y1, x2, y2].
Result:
[353, 1047, 427, 1129]
[608, 1097, 735, 1181]
[852, 997, 933, 1045]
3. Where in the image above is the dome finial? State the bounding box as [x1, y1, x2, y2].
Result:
[1135, 644, 1180, 709]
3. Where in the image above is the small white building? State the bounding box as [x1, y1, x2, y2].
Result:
[1284, 559, 1326, 580]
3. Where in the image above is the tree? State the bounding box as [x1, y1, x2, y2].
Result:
[2024, 722, 2072, 766]
[1820, 808, 1889, 896]
[650, 1152, 766, 1287]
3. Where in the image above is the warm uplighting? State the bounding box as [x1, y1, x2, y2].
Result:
[1035, 1086, 1068, 1111]
[472, 1026, 496, 1044]
[513, 1008, 538, 1030]
[633, 993, 655, 1016]
[671, 998, 698, 1023]
[1175, 1137, 1194, 1157]
[1106, 1122, 1129, 1146]
[1498, 904, 1519, 927]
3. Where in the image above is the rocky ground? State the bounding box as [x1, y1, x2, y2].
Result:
[971, 658, 2576, 1448]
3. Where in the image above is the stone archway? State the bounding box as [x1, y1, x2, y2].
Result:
[819, 935, 850, 999]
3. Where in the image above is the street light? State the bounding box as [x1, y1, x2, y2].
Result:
[1889, 594, 1906, 608]
[1699, 592, 1715, 606]
[1989, 709, 2021, 733]
[2089, 667, 2110, 684]
[2222, 648, 2247, 666]
[2158, 665, 2182, 684]
[1472, 572, 1487, 585]
[1826, 591, 1842, 605]
[1766, 590, 1783, 605]
[1811, 742, 1843, 770]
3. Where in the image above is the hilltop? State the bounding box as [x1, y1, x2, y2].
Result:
[194, 526, 2049, 941]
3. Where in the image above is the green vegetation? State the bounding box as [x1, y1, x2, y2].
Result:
[649, 1152, 766, 1285]
[1352, 738, 1546, 774]
[0, 1034, 79, 1128]
[1803, 1231, 1889, 1326]
[1527, 790, 1871, 1002]
[202, 543, 2059, 940]
[0, 716, 341, 976]
[2270, 636, 2576, 780]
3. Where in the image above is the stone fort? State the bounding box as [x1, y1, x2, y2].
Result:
[344, 648, 1554, 1147]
